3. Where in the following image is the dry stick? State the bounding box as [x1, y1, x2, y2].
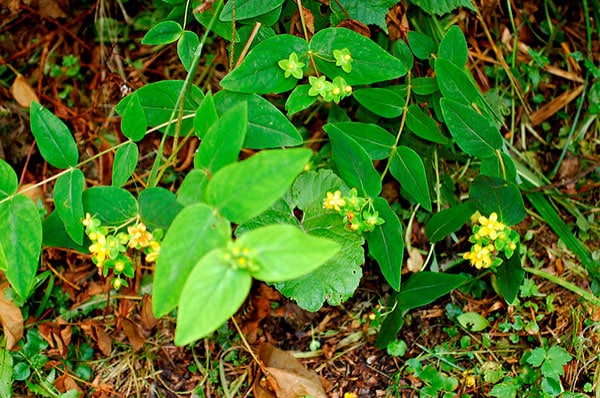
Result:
[526, 161, 600, 193]
[235, 22, 262, 68]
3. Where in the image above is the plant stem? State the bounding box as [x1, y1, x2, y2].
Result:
[523, 266, 600, 306]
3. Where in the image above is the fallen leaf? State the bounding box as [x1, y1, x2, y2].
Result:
[406, 247, 424, 273]
[256, 343, 327, 398]
[80, 320, 112, 356]
[38, 0, 67, 19]
[55, 374, 81, 394]
[140, 294, 157, 331]
[121, 317, 145, 351]
[0, 282, 23, 349]
[10, 74, 39, 108]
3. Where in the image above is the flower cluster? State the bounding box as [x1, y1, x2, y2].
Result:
[83, 213, 162, 290]
[463, 212, 519, 269]
[223, 244, 259, 273]
[308, 75, 352, 103]
[323, 188, 384, 233]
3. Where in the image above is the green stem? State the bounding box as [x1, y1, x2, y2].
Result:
[523, 266, 600, 306]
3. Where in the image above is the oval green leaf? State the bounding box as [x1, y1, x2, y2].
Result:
[141, 20, 183, 45]
[411, 77, 439, 95]
[493, 244, 524, 304]
[435, 58, 480, 105]
[0, 159, 18, 199]
[425, 202, 476, 242]
[42, 210, 88, 252]
[193, 91, 218, 139]
[285, 85, 317, 116]
[353, 88, 405, 119]
[324, 122, 395, 160]
[469, 175, 525, 226]
[112, 142, 139, 187]
[176, 169, 209, 206]
[54, 168, 85, 245]
[30, 101, 78, 169]
[390, 146, 432, 211]
[139, 187, 183, 231]
[438, 25, 468, 66]
[407, 30, 436, 59]
[405, 105, 449, 144]
[120, 92, 147, 142]
[177, 30, 200, 72]
[82, 186, 138, 226]
[220, 0, 285, 21]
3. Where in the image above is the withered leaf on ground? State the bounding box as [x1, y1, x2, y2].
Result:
[10, 74, 39, 108]
[121, 317, 145, 351]
[0, 282, 23, 350]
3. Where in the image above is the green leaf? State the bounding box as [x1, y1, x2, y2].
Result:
[177, 30, 199, 72]
[457, 312, 489, 331]
[407, 31, 436, 59]
[324, 122, 395, 160]
[425, 202, 476, 242]
[376, 272, 470, 348]
[195, 102, 247, 174]
[220, 0, 285, 21]
[54, 169, 85, 245]
[481, 153, 518, 183]
[405, 105, 449, 144]
[440, 98, 502, 159]
[326, 125, 382, 197]
[116, 81, 203, 135]
[353, 88, 405, 118]
[112, 142, 139, 187]
[410, 0, 476, 15]
[392, 39, 414, 71]
[0, 158, 18, 199]
[494, 243, 524, 303]
[176, 169, 209, 206]
[390, 146, 432, 211]
[42, 210, 88, 252]
[0, 195, 42, 298]
[285, 85, 317, 116]
[330, 0, 397, 32]
[206, 148, 311, 224]
[175, 248, 251, 345]
[120, 92, 147, 142]
[310, 27, 408, 85]
[193, 91, 219, 139]
[438, 25, 468, 66]
[367, 197, 404, 290]
[543, 346, 572, 378]
[0, 347, 12, 397]
[30, 101, 78, 169]
[194, 6, 237, 41]
[411, 77, 439, 95]
[292, 169, 347, 212]
[141, 20, 183, 45]
[435, 58, 480, 105]
[82, 186, 138, 226]
[153, 203, 231, 318]
[469, 175, 525, 226]
[489, 383, 518, 398]
[214, 91, 302, 148]
[220, 35, 308, 94]
[139, 187, 183, 231]
[237, 224, 339, 282]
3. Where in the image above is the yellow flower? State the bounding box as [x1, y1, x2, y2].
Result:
[477, 212, 505, 240]
[127, 222, 153, 249]
[89, 234, 109, 266]
[323, 191, 346, 211]
[344, 393, 358, 398]
[464, 244, 493, 269]
[82, 212, 93, 226]
[145, 241, 161, 263]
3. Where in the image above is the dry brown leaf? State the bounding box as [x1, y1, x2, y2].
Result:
[10, 74, 39, 108]
[256, 343, 327, 398]
[80, 320, 112, 356]
[55, 374, 81, 394]
[140, 294, 157, 331]
[121, 317, 145, 351]
[530, 85, 584, 126]
[0, 282, 23, 349]
[38, 0, 67, 19]
[406, 247, 424, 273]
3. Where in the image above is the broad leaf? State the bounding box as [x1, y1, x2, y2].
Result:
[425, 202, 476, 242]
[120, 92, 146, 141]
[405, 105, 449, 144]
[367, 197, 404, 290]
[220, 0, 285, 21]
[285, 85, 317, 116]
[411, 0, 476, 15]
[438, 25, 468, 66]
[325, 125, 382, 197]
[353, 88, 405, 119]
[42, 210, 88, 252]
[480, 153, 518, 183]
[193, 92, 219, 138]
[292, 169, 348, 212]
[0, 195, 42, 298]
[310, 27, 408, 85]
[214, 91, 302, 148]
[407, 31, 436, 59]
[175, 248, 251, 345]
[0, 159, 18, 199]
[112, 142, 139, 187]
[139, 187, 183, 231]
[469, 175, 525, 226]
[82, 186, 138, 226]
[435, 58, 480, 105]
[153, 203, 231, 318]
[176, 169, 209, 206]
[195, 102, 247, 174]
[493, 243, 524, 304]
[220, 35, 308, 94]
[411, 77, 439, 95]
[30, 101, 78, 169]
[142, 20, 182, 45]
[390, 146, 432, 211]
[206, 148, 312, 224]
[440, 98, 502, 159]
[330, 0, 397, 32]
[177, 30, 199, 72]
[324, 122, 395, 160]
[54, 168, 85, 245]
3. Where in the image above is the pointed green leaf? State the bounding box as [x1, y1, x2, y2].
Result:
[325, 125, 382, 197]
[324, 122, 395, 160]
[310, 27, 408, 84]
[0, 195, 42, 298]
[195, 102, 247, 174]
[367, 197, 404, 290]
[390, 146, 432, 211]
[353, 88, 405, 118]
[285, 85, 317, 116]
[405, 105, 449, 144]
[0, 346, 13, 397]
[457, 312, 489, 331]
[42, 210, 88, 252]
[220, 35, 308, 94]
[175, 248, 251, 345]
[139, 187, 183, 231]
[440, 98, 502, 158]
[214, 91, 302, 148]
[176, 169, 209, 206]
[425, 202, 476, 242]
[54, 169, 85, 245]
[0, 159, 18, 199]
[112, 142, 139, 187]
[407, 31, 436, 59]
[439, 25, 468, 66]
[220, 0, 285, 21]
[141, 20, 183, 45]
[193, 92, 218, 138]
[120, 92, 147, 141]
[435, 58, 480, 105]
[411, 77, 439, 95]
[177, 30, 199, 72]
[206, 149, 311, 224]
[82, 186, 138, 226]
[469, 175, 525, 226]
[494, 243, 524, 304]
[153, 203, 231, 318]
[480, 153, 518, 183]
[30, 101, 78, 169]
[237, 224, 339, 282]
